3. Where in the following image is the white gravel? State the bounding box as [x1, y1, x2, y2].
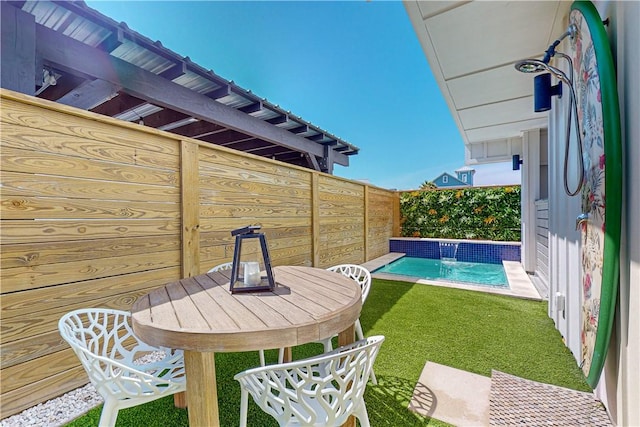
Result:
[0, 383, 102, 427]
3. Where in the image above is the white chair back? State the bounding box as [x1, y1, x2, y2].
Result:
[208, 261, 233, 273]
[327, 264, 372, 302]
[324, 264, 377, 384]
[235, 335, 384, 427]
[58, 308, 186, 427]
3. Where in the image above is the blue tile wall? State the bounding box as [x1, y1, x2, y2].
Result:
[389, 239, 440, 258]
[389, 239, 520, 264]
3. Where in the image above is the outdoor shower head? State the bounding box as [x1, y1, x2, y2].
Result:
[514, 58, 548, 74]
[512, 24, 584, 197]
[514, 59, 571, 86]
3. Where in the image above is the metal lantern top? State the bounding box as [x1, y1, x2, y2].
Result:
[229, 225, 275, 294]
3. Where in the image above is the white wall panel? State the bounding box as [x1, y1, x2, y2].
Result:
[547, 50, 582, 358]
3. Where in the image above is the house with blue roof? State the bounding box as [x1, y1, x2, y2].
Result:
[432, 167, 475, 188]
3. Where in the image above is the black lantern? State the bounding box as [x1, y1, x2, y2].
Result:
[229, 225, 275, 293]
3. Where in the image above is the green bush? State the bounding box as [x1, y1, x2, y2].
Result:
[400, 186, 521, 241]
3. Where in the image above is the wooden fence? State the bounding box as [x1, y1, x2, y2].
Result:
[0, 89, 400, 417]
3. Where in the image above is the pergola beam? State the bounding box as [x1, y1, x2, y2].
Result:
[35, 23, 349, 167]
[57, 79, 120, 110]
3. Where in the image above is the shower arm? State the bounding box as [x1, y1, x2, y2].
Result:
[543, 25, 578, 63]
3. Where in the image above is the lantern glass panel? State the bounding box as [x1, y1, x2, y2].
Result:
[229, 226, 275, 293]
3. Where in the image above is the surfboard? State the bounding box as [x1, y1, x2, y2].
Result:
[569, 0, 622, 388]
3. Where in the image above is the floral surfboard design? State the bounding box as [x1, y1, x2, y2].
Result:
[569, 1, 621, 388]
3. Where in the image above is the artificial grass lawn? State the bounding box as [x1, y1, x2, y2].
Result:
[67, 279, 589, 426]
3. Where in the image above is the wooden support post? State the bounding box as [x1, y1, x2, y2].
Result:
[393, 191, 401, 237]
[177, 140, 199, 409]
[181, 140, 200, 277]
[364, 185, 369, 262]
[311, 172, 320, 267]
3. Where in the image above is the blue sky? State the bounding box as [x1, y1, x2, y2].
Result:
[86, 1, 520, 190]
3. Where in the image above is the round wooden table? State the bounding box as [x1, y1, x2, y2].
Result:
[131, 265, 362, 427]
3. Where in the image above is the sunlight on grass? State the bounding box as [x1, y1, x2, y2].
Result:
[66, 278, 588, 426]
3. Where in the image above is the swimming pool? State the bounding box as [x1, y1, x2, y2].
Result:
[374, 256, 508, 288]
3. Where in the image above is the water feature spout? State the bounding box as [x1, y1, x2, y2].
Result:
[439, 242, 459, 262]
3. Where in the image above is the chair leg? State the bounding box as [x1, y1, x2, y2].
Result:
[239, 388, 249, 427]
[355, 399, 370, 427]
[355, 319, 364, 341]
[355, 319, 377, 384]
[369, 367, 378, 386]
[322, 338, 333, 353]
[98, 400, 119, 427]
[259, 349, 266, 366]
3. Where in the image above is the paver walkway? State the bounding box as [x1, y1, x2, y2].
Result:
[408, 362, 612, 426]
[489, 370, 611, 426]
[409, 361, 491, 426]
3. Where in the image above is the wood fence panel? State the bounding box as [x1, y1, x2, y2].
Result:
[0, 90, 398, 417]
[1, 330, 65, 370]
[367, 188, 397, 259]
[0, 171, 181, 204]
[1, 366, 89, 419]
[1, 249, 180, 293]
[1, 269, 180, 325]
[1, 237, 180, 269]
[2, 348, 78, 394]
[317, 175, 365, 266]
[1, 92, 182, 416]
[1, 282, 172, 347]
[198, 144, 313, 270]
[0, 97, 181, 158]
[1, 146, 178, 185]
[1, 120, 179, 170]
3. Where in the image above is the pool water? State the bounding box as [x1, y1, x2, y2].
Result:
[374, 257, 508, 287]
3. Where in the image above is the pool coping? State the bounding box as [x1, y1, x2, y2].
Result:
[363, 252, 542, 301]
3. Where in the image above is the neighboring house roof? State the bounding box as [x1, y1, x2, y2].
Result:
[432, 172, 468, 187]
[455, 166, 475, 173]
[0, 1, 358, 173]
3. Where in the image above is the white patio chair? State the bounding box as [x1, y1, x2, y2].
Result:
[317, 264, 377, 384]
[208, 261, 270, 367]
[234, 335, 384, 427]
[273, 264, 377, 383]
[207, 261, 233, 274]
[58, 308, 186, 427]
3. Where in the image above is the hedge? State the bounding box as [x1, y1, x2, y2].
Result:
[400, 186, 521, 241]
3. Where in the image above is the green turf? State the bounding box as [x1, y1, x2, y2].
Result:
[66, 279, 589, 426]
